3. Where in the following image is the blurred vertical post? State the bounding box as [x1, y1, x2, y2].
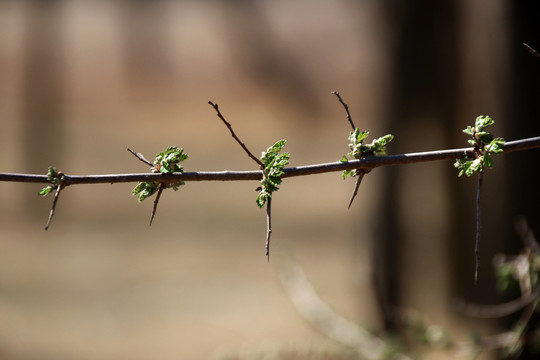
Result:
[375, 0, 461, 331]
[21, 0, 65, 217]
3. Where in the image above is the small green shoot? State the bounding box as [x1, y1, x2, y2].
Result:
[256, 139, 290, 208]
[454, 115, 505, 177]
[132, 146, 188, 202]
[340, 128, 393, 179]
[39, 166, 64, 196]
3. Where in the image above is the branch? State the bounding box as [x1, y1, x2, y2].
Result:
[2, 137, 539, 186]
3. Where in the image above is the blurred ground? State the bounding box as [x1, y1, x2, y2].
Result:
[0, 2, 386, 359]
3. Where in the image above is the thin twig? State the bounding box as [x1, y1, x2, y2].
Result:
[331, 91, 356, 131]
[127, 147, 153, 167]
[208, 101, 264, 168]
[454, 292, 538, 318]
[347, 171, 366, 209]
[475, 170, 483, 284]
[149, 184, 164, 226]
[45, 183, 63, 230]
[266, 197, 272, 261]
[523, 42, 540, 60]
[2, 137, 540, 185]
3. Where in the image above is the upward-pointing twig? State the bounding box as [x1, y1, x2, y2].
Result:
[208, 101, 264, 168]
[523, 42, 540, 60]
[332, 91, 356, 131]
[127, 147, 153, 167]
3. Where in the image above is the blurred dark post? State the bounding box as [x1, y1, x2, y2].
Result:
[375, 0, 461, 331]
[507, 1, 540, 245]
[21, 0, 65, 217]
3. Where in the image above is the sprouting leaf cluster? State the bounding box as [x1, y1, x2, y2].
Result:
[256, 139, 290, 208]
[454, 116, 505, 177]
[340, 128, 394, 179]
[132, 146, 188, 202]
[39, 166, 64, 196]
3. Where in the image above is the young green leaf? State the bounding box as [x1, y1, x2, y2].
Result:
[39, 166, 64, 196]
[132, 146, 188, 202]
[454, 116, 505, 177]
[256, 139, 290, 208]
[341, 129, 393, 179]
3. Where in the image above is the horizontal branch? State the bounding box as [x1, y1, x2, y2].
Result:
[1, 136, 539, 186]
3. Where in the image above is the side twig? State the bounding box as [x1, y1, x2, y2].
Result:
[45, 183, 63, 230]
[209, 101, 276, 259]
[128, 147, 165, 226]
[332, 91, 369, 208]
[208, 101, 264, 168]
[149, 184, 164, 226]
[266, 197, 272, 261]
[475, 171, 483, 284]
[127, 147, 153, 167]
[523, 42, 540, 60]
[348, 172, 365, 209]
[331, 91, 356, 131]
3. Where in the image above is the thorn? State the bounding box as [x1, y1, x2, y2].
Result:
[149, 184, 164, 226]
[347, 171, 365, 209]
[45, 183, 63, 230]
[266, 198, 272, 262]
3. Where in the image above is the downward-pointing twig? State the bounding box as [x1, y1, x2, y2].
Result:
[45, 183, 63, 230]
[266, 198, 272, 261]
[128, 147, 166, 226]
[475, 170, 484, 284]
[149, 184, 164, 226]
[348, 171, 366, 209]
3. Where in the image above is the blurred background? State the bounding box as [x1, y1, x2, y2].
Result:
[0, 0, 539, 359]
